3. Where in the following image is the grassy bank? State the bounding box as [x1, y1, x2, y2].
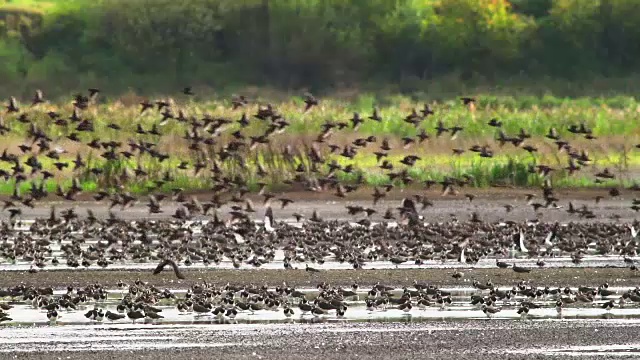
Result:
[0, 93, 638, 196]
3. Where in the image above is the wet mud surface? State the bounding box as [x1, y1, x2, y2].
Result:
[4, 321, 640, 360]
[2, 188, 638, 224]
[3, 192, 640, 360]
[1, 267, 639, 289]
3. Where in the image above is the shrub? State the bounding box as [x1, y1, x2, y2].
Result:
[427, 0, 535, 75]
[2, 0, 640, 96]
[0, 38, 32, 88]
[88, 0, 228, 74]
[598, 0, 640, 70]
[250, 0, 375, 87]
[531, 0, 603, 76]
[0, 4, 43, 41]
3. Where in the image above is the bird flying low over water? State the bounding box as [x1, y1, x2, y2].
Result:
[153, 258, 185, 279]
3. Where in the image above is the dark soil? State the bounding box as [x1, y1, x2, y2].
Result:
[3, 267, 636, 290]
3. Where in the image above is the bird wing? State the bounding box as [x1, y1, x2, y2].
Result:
[400, 198, 417, 214]
[169, 259, 186, 279]
[518, 230, 529, 253]
[153, 259, 169, 275]
[264, 206, 274, 232]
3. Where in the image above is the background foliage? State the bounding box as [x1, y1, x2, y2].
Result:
[0, 0, 639, 97]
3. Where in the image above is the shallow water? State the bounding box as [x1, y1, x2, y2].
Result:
[2, 284, 640, 328]
[0, 256, 634, 271]
[7, 306, 640, 326]
[3, 216, 640, 357]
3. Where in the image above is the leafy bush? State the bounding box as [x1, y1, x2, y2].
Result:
[426, 0, 535, 75]
[1, 0, 640, 96]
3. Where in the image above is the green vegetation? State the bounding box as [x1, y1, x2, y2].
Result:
[0, 93, 638, 196]
[0, 0, 638, 195]
[0, 0, 639, 96]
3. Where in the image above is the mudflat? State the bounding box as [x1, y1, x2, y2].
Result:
[2, 187, 637, 224]
[1, 192, 638, 360]
[2, 267, 636, 290]
[4, 320, 639, 360]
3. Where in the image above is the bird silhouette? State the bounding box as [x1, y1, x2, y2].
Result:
[153, 259, 185, 279]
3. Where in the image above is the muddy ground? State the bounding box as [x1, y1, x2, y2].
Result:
[2, 267, 637, 290]
[1, 189, 639, 289]
[2, 189, 639, 360]
[1, 187, 638, 223]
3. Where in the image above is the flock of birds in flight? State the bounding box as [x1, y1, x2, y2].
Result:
[0, 88, 638, 279]
[0, 88, 635, 212]
[0, 88, 638, 326]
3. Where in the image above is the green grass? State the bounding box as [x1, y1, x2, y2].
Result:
[0, 151, 627, 196]
[9, 93, 640, 138]
[1, 93, 639, 196]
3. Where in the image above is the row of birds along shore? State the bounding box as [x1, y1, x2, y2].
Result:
[0, 280, 635, 324]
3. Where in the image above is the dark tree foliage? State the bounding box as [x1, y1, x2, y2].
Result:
[0, 0, 639, 95]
